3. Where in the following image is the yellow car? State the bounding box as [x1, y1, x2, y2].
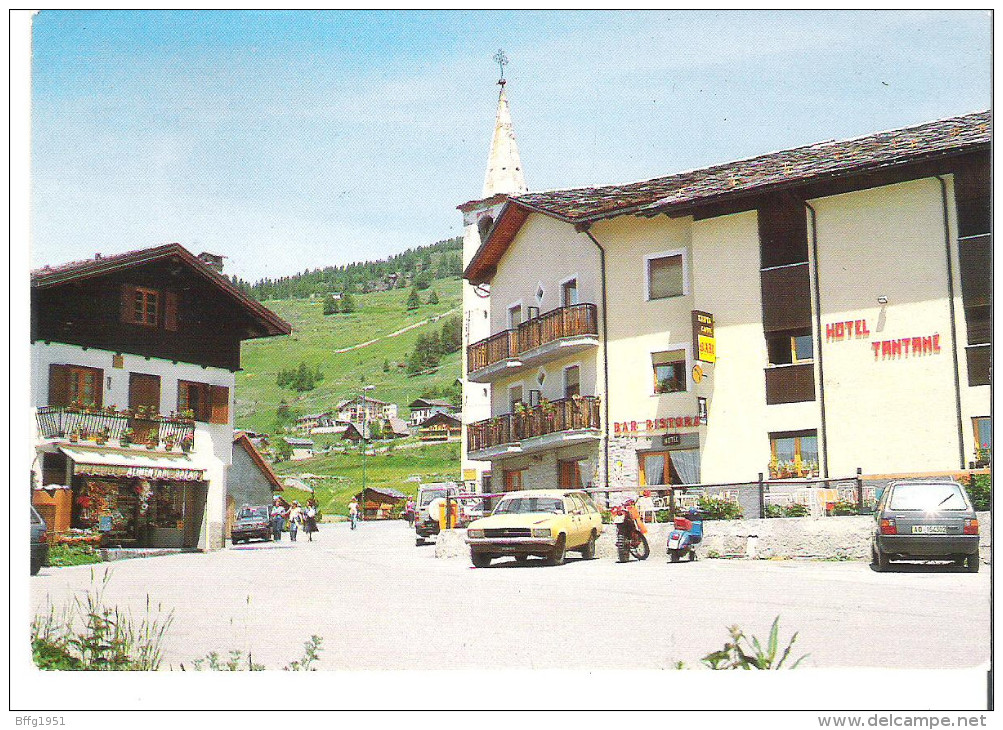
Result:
[465, 489, 604, 567]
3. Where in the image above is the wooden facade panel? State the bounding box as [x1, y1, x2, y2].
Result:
[761, 264, 812, 333]
[210, 385, 230, 425]
[765, 363, 816, 405]
[966, 346, 990, 387]
[32, 259, 249, 370]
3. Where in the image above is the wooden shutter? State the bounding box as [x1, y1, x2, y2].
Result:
[210, 385, 230, 425]
[164, 291, 179, 332]
[129, 373, 161, 411]
[48, 364, 71, 406]
[120, 284, 137, 324]
[90, 368, 105, 407]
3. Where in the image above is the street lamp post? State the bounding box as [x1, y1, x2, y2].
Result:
[360, 384, 375, 521]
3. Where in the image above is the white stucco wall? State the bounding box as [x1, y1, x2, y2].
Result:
[811, 178, 985, 474]
[31, 342, 235, 550]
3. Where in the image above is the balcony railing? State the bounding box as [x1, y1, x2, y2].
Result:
[764, 363, 816, 405]
[35, 406, 196, 450]
[467, 303, 599, 373]
[467, 395, 601, 453]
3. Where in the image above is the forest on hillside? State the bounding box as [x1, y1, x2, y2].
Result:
[229, 236, 463, 301]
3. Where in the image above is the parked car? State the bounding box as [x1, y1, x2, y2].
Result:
[414, 483, 459, 545]
[465, 489, 603, 568]
[231, 505, 273, 544]
[31, 506, 48, 575]
[871, 480, 980, 572]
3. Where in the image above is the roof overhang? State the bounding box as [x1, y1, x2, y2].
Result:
[32, 243, 291, 339]
[462, 202, 532, 285]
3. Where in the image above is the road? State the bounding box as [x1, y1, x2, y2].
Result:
[29, 521, 990, 671]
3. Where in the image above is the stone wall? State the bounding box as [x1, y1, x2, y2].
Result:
[437, 512, 992, 564]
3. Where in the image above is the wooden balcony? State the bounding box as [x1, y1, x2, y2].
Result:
[467, 303, 599, 382]
[467, 395, 601, 456]
[35, 406, 196, 450]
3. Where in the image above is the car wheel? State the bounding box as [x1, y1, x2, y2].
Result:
[514, 554, 529, 563]
[471, 551, 492, 568]
[966, 554, 980, 573]
[670, 549, 681, 563]
[580, 531, 597, 559]
[30, 556, 41, 576]
[547, 534, 567, 566]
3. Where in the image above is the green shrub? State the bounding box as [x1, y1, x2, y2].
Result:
[966, 475, 991, 512]
[47, 543, 103, 567]
[764, 504, 785, 519]
[784, 503, 809, 517]
[655, 509, 673, 523]
[698, 495, 743, 520]
[31, 570, 174, 671]
[828, 500, 859, 516]
[600, 510, 612, 525]
[700, 616, 809, 670]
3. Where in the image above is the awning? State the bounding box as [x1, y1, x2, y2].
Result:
[59, 445, 206, 482]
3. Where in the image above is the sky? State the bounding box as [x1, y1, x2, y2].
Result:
[27, 10, 991, 283]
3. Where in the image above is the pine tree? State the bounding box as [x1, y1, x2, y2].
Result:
[406, 288, 421, 311]
[427, 290, 439, 305]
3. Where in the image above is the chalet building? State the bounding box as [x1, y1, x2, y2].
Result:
[419, 411, 463, 442]
[462, 111, 991, 494]
[282, 437, 315, 461]
[30, 243, 290, 550]
[408, 397, 458, 427]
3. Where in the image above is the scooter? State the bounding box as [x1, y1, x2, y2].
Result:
[667, 509, 704, 562]
[613, 501, 650, 562]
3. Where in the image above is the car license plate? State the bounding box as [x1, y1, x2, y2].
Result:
[912, 525, 947, 534]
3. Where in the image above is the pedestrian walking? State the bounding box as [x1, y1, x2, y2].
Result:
[304, 503, 319, 541]
[288, 502, 302, 541]
[270, 499, 286, 541]
[405, 498, 415, 527]
[348, 497, 359, 530]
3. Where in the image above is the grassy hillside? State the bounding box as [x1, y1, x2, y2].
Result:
[272, 442, 460, 517]
[236, 278, 462, 434]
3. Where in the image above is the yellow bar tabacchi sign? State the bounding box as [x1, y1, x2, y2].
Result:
[692, 310, 716, 364]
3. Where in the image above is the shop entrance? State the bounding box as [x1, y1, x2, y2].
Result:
[71, 477, 207, 548]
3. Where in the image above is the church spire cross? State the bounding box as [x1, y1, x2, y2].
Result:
[493, 49, 508, 86]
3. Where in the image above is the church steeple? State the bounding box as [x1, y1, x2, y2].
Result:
[482, 51, 527, 198]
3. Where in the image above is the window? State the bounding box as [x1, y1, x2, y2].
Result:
[508, 304, 523, 329]
[503, 469, 524, 492]
[559, 459, 583, 489]
[564, 365, 580, 398]
[638, 450, 700, 486]
[133, 287, 159, 326]
[767, 330, 813, 365]
[652, 350, 686, 394]
[769, 430, 819, 478]
[562, 278, 579, 307]
[49, 364, 103, 407]
[120, 285, 179, 330]
[178, 381, 230, 424]
[646, 251, 686, 300]
[509, 385, 523, 412]
[477, 215, 494, 243]
[973, 417, 991, 465]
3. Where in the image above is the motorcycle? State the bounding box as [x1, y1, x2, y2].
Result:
[613, 501, 650, 562]
[667, 509, 704, 562]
